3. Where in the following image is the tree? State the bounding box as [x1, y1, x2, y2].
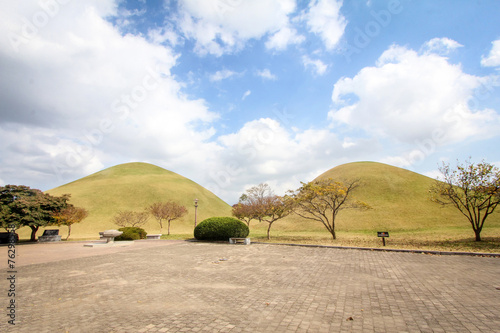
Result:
[53, 205, 88, 240]
[232, 183, 291, 239]
[430, 159, 500, 241]
[258, 195, 293, 240]
[232, 202, 257, 227]
[231, 190, 267, 228]
[0, 185, 69, 241]
[290, 178, 369, 240]
[113, 210, 149, 228]
[148, 201, 188, 235]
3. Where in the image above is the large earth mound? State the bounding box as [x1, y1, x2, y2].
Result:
[36, 162, 231, 239]
[312, 161, 494, 232]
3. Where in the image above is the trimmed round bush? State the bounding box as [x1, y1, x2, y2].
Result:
[194, 217, 249, 241]
[115, 227, 147, 241]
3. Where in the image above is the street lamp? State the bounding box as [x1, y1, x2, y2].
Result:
[194, 198, 199, 227]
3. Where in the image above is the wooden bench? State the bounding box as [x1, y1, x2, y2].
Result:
[229, 238, 251, 245]
[146, 234, 162, 240]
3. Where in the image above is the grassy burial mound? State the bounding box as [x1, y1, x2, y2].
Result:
[313, 161, 459, 231]
[313, 162, 500, 233]
[22, 162, 232, 239]
[251, 161, 499, 250]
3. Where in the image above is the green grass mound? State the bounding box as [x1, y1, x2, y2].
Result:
[39, 162, 232, 239]
[115, 227, 147, 241]
[194, 217, 249, 241]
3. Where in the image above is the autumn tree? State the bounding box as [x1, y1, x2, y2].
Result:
[113, 210, 149, 228]
[233, 183, 291, 239]
[290, 178, 369, 240]
[148, 201, 188, 235]
[430, 159, 500, 241]
[258, 195, 293, 240]
[0, 185, 69, 241]
[53, 205, 88, 240]
[232, 184, 273, 227]
[232, 202, 257, 227]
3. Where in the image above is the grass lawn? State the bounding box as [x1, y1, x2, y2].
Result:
[13, 223, 499, 253]
[153, 225, 500, 253]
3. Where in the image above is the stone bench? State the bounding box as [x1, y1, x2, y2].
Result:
[146, 234, 162, 240]
[38, 229, 61, 242]
[101, 230, 123, 243]
[229, 237, 251, 245]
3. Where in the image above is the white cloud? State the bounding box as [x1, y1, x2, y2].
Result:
[209, 69, 240, 82]
[242, 90, 251, 100]
[265, 25, 305, 51]
[176, 0, 296, 56]
[421, 37, 463, 55]
[329, 42, 500, 146]
[422, 169, 443, 180]
[302, 55, 328, 75]
[481, 39, 500, 67]
[0, 1, 220, 190]
[256, 68, 277, 80]
[304, 0, 347, 50]
[147, 27, 180, 46]
[204, 118, 379, 203]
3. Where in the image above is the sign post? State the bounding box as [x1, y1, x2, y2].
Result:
[377, 231, 389, 246]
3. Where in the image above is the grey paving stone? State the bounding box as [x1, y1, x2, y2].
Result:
[1, 242, 499, 332]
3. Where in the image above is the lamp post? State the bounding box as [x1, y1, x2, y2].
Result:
[194, 198, 198, 227]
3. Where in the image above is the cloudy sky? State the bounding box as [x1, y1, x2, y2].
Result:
[1, 0, 499, 204]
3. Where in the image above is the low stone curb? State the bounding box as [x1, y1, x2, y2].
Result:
[252, 241, 500, 257]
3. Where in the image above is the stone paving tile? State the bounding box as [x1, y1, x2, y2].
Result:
[1, 242, 499, 332]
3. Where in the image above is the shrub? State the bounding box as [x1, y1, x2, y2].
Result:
[115, 227, 147, 241]
[194, 217, 249, 241]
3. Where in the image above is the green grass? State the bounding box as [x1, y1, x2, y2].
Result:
[29, 162, 232, 239]
[14, 161, 499, 253]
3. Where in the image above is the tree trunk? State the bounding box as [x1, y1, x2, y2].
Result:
[167, 221, 171, 235]
[331, 229, 336, 240]
[474, 229, 482, 242]
[267, 223, 271, 240]
[30, 226, 39, 242]
[66, 225, 71, 241]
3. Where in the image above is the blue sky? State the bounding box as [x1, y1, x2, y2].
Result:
[0, 0, 499, 204]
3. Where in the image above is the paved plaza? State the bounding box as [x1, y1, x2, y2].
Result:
[1, 240, 499, 332]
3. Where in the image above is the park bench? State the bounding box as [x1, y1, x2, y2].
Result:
[0, 232, 18, 244]
[229, 237, 251, 245]
[146, 234, 162, 240]
[38, 229, 61, 242]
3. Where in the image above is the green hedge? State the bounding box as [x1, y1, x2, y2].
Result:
[115, 227, 147, 241]
[194, 217, 249, 241]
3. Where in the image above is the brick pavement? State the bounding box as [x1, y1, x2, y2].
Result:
[1, 241, 499, 332]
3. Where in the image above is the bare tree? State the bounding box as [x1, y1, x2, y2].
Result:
[232, 183, 290, 239]
[258, 195, 293, 240]
[430, 159, 500, 241]
[149, 201, 188, 235]
[113, 210, 149, 228]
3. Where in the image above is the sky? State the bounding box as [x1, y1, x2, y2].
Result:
[0, 0, 499, 204]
